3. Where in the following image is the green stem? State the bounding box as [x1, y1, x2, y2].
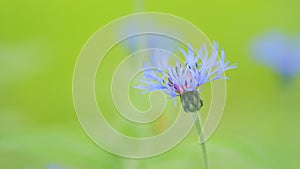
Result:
[193, 112, 209, 169]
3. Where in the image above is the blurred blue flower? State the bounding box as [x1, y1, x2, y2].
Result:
[251, 31, 300, 79]
[120, 22, 179, 53]
[135, 42, 236, 112]
[46, 165, 68, 169]
[46, 165, 61, 169]
[118, 0, 178, 52]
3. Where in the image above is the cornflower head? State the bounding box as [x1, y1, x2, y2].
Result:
[135, 41, 237, 113]
[46, 165, 64, 169]
[120, 22, 178, 52]
[251, 31, 300, 79]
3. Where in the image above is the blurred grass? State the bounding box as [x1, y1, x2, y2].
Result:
[1, 0, 300, 168]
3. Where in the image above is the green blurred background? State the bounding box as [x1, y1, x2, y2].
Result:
[1, 0, 300, 168]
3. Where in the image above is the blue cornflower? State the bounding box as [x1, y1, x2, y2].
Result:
[120, 23, 178, 52]
[46, 165, 62, 169]
[117, 0, 178, 52]
[251, 31, 300, 79]
[135, 42, 237, 112]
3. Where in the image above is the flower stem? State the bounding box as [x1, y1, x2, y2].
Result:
[193, 112, 209, 169]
